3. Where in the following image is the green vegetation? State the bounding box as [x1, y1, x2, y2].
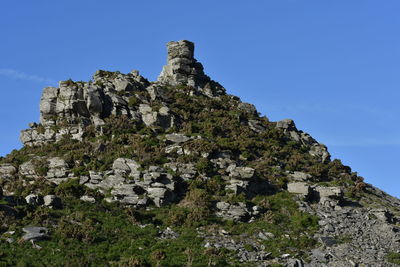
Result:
[386, 252, 400, 265]
[1, 85, 360, 192]
[195, 158, 215, 176]
[229, 192, 319, 258]
[128, 95, 139, 107]
[0, 197, 233, 266]
[0, 83, 372, 266]
[55, 179, 85, 198]
[336, 234, 352, 244]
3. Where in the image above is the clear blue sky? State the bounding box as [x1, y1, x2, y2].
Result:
[0, 1, 399, 197]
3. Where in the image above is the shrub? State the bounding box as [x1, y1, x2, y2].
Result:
[386, 252, 400, 264]
[150, 250, 166, 267]
[55, 179, 85, 198]
[195, 158, 215, 176]
[178, 188, 214, 227]
[128, 95, 139, 107]
[36, 124, 46, 134]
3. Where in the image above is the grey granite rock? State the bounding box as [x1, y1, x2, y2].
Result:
[287, 182, 311, 197]
[238, 102, 257, 115]
[276, 119, 331, 163]
[19, 160, 38, 178]
[112, 158, 141, 179]
[227, 165, 255, 179]
[9, 40, 400, 266]
[47, 157, 68, 179]
[22, 226, 48, 242]
[287, 171, 312, 182]
[0, 164, 17, 179]
[25, 194, 43, 206]
[80, 195, 96, 203]
[43, 195, 62, 209]
[158, 40, 225, 96]
[215, 201, 250, 221]
[165, 133, 190, 144]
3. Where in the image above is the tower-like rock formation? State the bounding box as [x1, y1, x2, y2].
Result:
[158, 40, 225, 96]
[158, 40, 207, 87]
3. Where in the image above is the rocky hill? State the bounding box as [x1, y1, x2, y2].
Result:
[0, 40, 399, 266]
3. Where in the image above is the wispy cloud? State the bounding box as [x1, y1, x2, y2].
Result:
[0, 68, 56, 84]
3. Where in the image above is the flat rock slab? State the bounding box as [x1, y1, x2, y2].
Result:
[165, 133, 190, 143]
[22, 226, 48, 241]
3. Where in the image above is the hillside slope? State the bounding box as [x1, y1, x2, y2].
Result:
[0, 40, 399, 266]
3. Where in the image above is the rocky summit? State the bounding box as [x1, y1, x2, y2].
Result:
[0, 40, 399, 266]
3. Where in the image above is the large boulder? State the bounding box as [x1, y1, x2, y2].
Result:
[215, 202, 251, 221]
[309, 144, 330, 163]
[95, 174, 125, 190]
[19, 160, 38, 178]
[111, 184, 138, 198]
[22, 226, 48, 242]
[315, 186, 342, 199]
[40, 87, 59, 126]
[0, 164, 17, 179]
[238, 102, 257, 115]
[112, 158, 141, 179]
[47, 157, 68, 179]
[165, 133, 190, 144]
[275, 119, 331, 163]
[226, 165, 255, 179]
[370, 208, 394, 223]
[113, 77, 133, 92]
[138, 104, 173, 129]
[287, 171, 312, 182]
[43, 195, 62, 209]
[315, 186, 343, 207]
[25, 194, 43, 206]
[85, 84, 103, 115]
[276, 119, 297, 131]
[287, 182, 312, 198]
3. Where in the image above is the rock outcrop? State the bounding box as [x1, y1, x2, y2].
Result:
[0, 164, 17, 180]
[1, 40, 399, 266]
[19, 40, 227, 147]
[20, 70, 151, 146]
[158, 40, 225, 96]
[276, 118, 330, 162]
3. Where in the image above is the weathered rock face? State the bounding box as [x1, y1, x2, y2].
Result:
[287, 182, 312, 198]
[0, 164, 17, 180]
[20, 70, 151, 146]
[158, 40, 225, 96]
[158, 40, 204, 86]
[298, 186, 400, 266]
[215, 201, 252, 221]
[276, 119, 330, 162]
[78, 158, 178, 207]
[19, 159, 39, 178]
[315, 186, 343, 207]
[22, 226, 48, 242]
[47, 157, 69, 180]
[43, 195, 62, 209]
